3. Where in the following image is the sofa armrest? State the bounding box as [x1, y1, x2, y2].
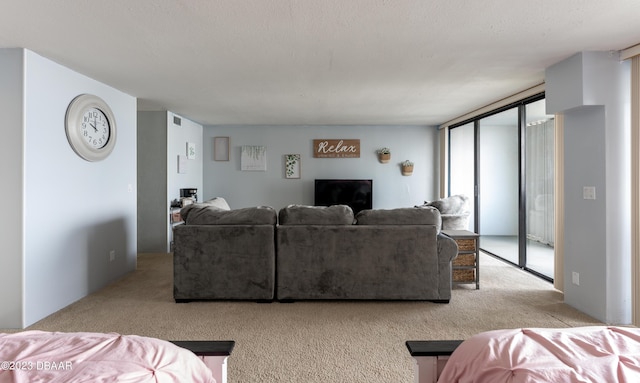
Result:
[437, 232, 459, 262]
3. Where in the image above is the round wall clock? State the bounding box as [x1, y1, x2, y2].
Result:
[65, 94, 117, 161]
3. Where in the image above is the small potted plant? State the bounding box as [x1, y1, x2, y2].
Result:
[401, 160, 414, 176]
[377, 147, 391, 163]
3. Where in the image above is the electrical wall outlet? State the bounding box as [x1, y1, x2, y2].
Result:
[109, 250, 116, 262]
[572, 271, 580, 286]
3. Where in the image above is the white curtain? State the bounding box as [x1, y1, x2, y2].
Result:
[526, 118, 555, 245]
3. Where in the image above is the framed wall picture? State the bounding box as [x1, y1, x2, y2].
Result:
[214, 137, 230, 161]
[186, 142, 196, 159]
[285, 154, 301, 179]
[241, 145, 267, 171]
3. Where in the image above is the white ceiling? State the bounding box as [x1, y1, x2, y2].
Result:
[1, 1, 639, 126]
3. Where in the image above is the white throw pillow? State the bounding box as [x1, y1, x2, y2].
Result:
[202, 197, 231, 210]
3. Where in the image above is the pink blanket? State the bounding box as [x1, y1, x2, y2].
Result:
[0, 331, 215, 383]
[438, 326, 640, 383]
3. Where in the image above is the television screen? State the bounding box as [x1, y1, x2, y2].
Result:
[314, 179, 373, 214]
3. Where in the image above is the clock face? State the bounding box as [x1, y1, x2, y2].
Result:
[65, 94, 117, 162]
[82, 108, 111, 149]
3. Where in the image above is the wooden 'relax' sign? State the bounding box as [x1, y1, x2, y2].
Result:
[313, 139, 360, 158]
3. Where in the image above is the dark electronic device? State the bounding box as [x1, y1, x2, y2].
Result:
[180, 188, 198, 202]
[314, 179, 373, 215]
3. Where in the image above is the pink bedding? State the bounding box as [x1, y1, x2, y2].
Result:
[437, 326, 640, 383]
[0, 331, 215, 383]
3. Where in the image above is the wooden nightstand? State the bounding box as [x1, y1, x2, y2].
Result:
[442, 230, 480, 289]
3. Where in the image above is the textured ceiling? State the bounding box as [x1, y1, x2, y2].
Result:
[1, 1, 639, 126]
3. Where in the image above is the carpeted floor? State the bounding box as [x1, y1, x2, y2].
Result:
[9, 252, 601, 382]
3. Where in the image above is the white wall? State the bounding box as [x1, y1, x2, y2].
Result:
[137, 112, 203, 252]
[546, 51, 631, 324]
[167, 113, 203, 205]
[0, 49, 137, 328]
[137, 111, 168, 252]
[167, 113, 203, 249]
[0, 49, 24, 328]
[563, 106, 608, 319]
[203, 125, 439, 210]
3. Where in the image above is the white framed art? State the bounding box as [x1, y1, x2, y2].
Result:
[186, 142, 196, 159]
[241, 145, 267, 171]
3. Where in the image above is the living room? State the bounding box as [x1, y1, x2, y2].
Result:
[138, 117, 441, 251]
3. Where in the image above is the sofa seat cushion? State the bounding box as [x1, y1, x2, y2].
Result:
[181, 205, 277, 225]
[278, 205, 354, 225]
[355, 207, 441, 228]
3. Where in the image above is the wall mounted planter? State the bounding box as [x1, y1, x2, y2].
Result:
[401, 161, 414, 176]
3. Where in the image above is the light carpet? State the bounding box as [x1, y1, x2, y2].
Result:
[10, 252, 601, 382]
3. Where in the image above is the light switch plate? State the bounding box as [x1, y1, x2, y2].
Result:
[572, 271, 580, 285]
[583, 186, 596, 200]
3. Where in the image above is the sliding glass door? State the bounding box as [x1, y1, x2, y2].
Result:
[525, 99, 555, 279]
[449, 122, 475, 230]
[478, 108, 520, 265]
[448, 95, 555, 281]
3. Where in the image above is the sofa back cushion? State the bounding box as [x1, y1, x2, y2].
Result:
[355, 207, 441, 228]
[278, 205, 354, 225]
[181, 205, 277, 225]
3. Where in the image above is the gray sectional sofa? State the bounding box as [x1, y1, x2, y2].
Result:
[172, 199, 458, 303]
[276, 205, 458, 302]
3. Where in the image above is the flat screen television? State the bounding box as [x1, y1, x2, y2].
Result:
[314, 179, 373, 214]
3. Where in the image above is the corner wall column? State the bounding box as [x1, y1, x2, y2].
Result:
[554, 114, 565, 292]
[631, 55, 640, 326]
[439, 127, 449, 198]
